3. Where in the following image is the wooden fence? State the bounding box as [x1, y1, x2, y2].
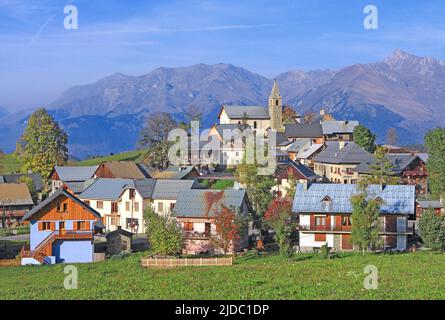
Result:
[141, 256, 233, 268]
[0, 259, 20, 267]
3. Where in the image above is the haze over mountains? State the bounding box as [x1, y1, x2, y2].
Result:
[0, 49, 444, 158]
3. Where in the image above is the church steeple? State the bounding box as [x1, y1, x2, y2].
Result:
[269, 80, 283, 131]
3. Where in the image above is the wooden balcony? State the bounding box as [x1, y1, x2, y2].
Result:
[402, 170, 428, 177]
[299, 224, 413, 235]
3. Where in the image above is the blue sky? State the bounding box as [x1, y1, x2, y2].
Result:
[1, 0, 445, 110]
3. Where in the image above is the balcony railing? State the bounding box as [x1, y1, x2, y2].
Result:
[402, 170, 428, 177]
[184, 231, 211, 239]
[298, 224, 413, 234]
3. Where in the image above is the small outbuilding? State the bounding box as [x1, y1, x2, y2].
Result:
[106, 226, 133, 255]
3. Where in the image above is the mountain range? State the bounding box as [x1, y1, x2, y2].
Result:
[1, 49, 444, 158]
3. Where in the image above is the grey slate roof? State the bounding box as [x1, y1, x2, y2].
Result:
[152, 180, 202, 200]
[22, 188, 102, 222]
[0, 173, 44, 192]
[173, 189, 248, 217]
[417, 200, 443, 209]
[354, 154, 420, 175]
[275, 160, 320, 180]
[79, 178, 134, 201]
[214, 124, 250, 140]
[133, 179, 157, 198]
[64, 178, 97, 195]
[292, 183, 415, 215]
[222, 105, 270, 120]
[321, 120, 359, 135]
[313, 141, 371, 164]
[285, 123, 323, 138]
[54, 165, 98, 182]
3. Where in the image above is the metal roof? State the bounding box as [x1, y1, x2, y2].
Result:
[287, 138, 311, 152]
[151, 180, 201, 200]
[292, 183, 415, 215]
[0, 183, 34, 206]
[222, 105, 270, 120]
[22, 188, 102, 222]
[54, 165, 98, 182]
[354, 154, 420, 175]
[417, 200, 443, 209]
[313, 141, 371, 164]
[79, 178, 134, 201]
[64, 178, 97, 195]
[321, 120, 359, 135]
[0, 173, 44, 192]
[173, 189, 248, 217]
[297, 143, 324, 159]
[285, 123, 323, 138]
[133, 179, 157, 198]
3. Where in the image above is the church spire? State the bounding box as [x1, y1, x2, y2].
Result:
[270, 80, 281, 99]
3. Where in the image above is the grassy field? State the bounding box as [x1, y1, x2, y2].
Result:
[0, 154, 22, 174]
[75, 150, 146, 166]
[1, 251, 444, 299]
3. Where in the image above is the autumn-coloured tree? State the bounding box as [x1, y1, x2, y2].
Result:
[303, 111, 317, 123]
[211, 205, 247, 255]
[264, 198, 296, 256]
[282, 106, 298, 124]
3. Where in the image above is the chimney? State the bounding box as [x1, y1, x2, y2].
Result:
[380, 184, 386, 192]
[338, 141, 346, 150]
[320, 108, 326, 116]
[302, 181, 308, 191]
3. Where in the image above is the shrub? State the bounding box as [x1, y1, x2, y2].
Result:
[418, 209, 445, 251]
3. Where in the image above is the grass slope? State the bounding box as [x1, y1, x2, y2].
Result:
[1, 251, 444, 299]
[75, 150, 147, 166]
[0, 154, 22, 174]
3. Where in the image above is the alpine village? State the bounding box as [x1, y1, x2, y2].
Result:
[1, 81, 445, 300]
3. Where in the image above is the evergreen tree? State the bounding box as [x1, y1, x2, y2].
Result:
[424, 128, 445, 199]
[361, 146, 399, 186]
[353, 125, 376, 153]
[418, 209, 445, 251]
[15, 108, 68, 179]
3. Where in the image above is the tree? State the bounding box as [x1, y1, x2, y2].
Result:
[424, 128, 445, 199]
[15, 108, 68, 179]
[283, 172, 296, 199]
[178, 105, 202, 131]
[144, 207, 183, 255]
[264, 198, 296, 256]
[361, 146, 399, 186]
[418, 209, 445, 251]
[386, 128, 398, 146]
[18, 176, 37, 203]
[303, 111, 317, 123]
[351, 190, 381, 254]
[282, 106, 297, 124]
[211, 205, 247, 255]
[353, 125, 376, 153]
[139, 112, 178, 169]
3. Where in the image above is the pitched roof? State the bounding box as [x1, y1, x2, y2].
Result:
[22, 188, 102, 222]
[98, 161, 148, 179]
[0, 183, 34, 206]
[287, 138, 311, 152]
[79, 178, 134, 201]
[221, 105, 270, 120]
[292, 183, 415, 215]
[106, 227, 133, 239]
[133, 179, 157, 198]
[270, 80, 281, 99]
[214, 123, 250, 141]
[0, 173, 44, 192]
[173, 189, 249, 217]
[354, 154, 420, 175]
[417, 200, 443, 209]
[313, 141, 371, 164]
[54, 165, 98, 182]
[321, 120, 359, 135]
[151, 180, 203, 200]
[64, 178, 96, 195]
[297, 143, 324, 160]
[285, 123, 323, 138]
[275, 160, 320, 180]
[149, 166, 198, 180]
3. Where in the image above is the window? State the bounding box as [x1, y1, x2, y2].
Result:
[158, 202, 164, 212]
[134, 202, 140, 212]
[315, 216, 326, 226]
[275, 100, 279, 106]
[111, 202, 118, 213]
[84, 200, 90, 206]
[39, 222, 52, 231]
[126, 218, 139, 228]
[253, 121, 257, 129]
[63, 203, 68, 212]
[170, 203, 175, 212]
[57, 203, 61, 212]
[205, 223, 211, 236]
[125, 201, 130, 211]
[342, 216, 352, 226]
[59, 221, 65, 231]
[110, 217, 117, 226]
[97, 201, 103, 209]
[184, 222, 194, 232]
[75, 221, 90, 231]
[315, 234, 326, 242]
[129, 189, 135, 199]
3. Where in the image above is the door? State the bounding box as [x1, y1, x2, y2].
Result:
[341, 234, 353, 250]
[59, 221, 66, 235]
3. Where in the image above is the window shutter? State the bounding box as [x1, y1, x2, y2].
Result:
[38, 222, 43, 231]
[85, 221, 90, 230]
[73, 221, 77, 230]
[310, 215, 315, 228]
[50, 222, 55, 231]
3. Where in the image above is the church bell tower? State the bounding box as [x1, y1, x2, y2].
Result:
[269, 80, 283, 131]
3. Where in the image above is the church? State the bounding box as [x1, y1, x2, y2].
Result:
[217, 80, 284, 133]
